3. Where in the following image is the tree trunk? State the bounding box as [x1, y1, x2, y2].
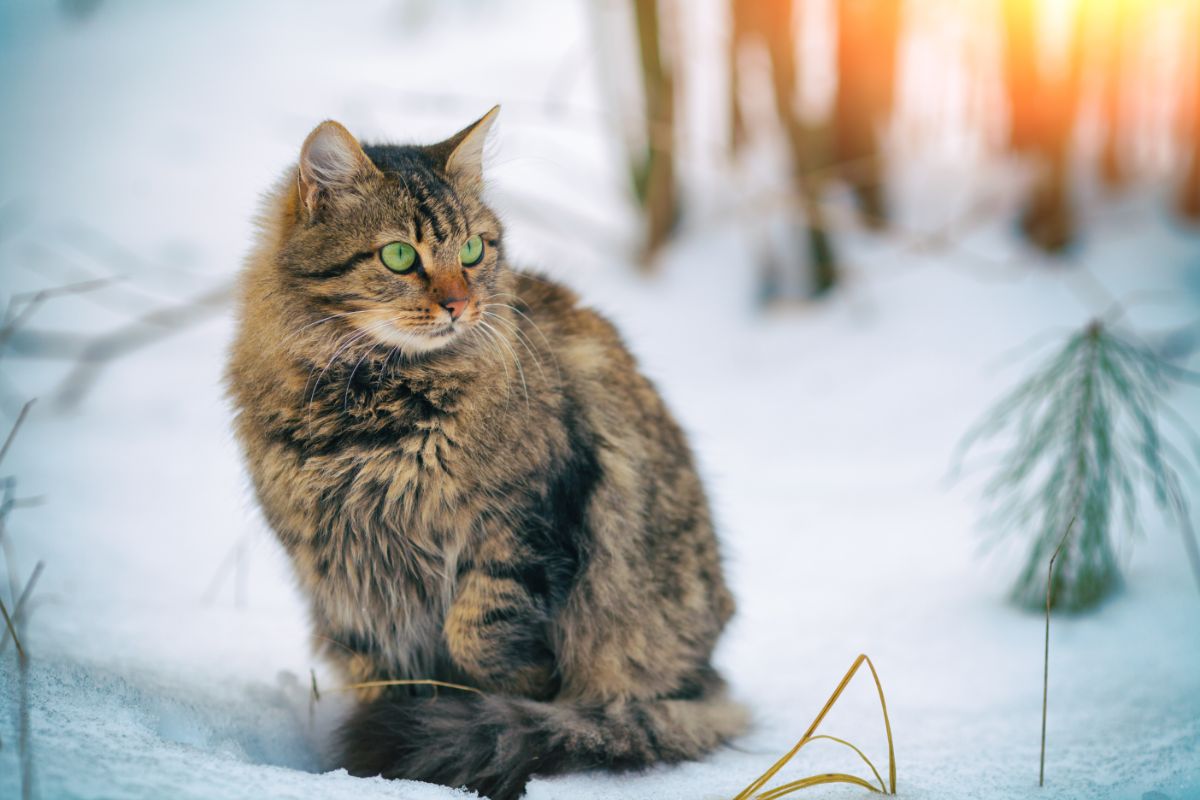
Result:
[833, 0, 901, 228]
[1005, 0, 1085, 253]
[728, 0, 748, 157]
[632, 0, 678, 266]
[730, 0, 837, 297]
[1178, 2, 1200, 221]
[1002, 0, 1041, 154]
[1095, 0, 1130, 188]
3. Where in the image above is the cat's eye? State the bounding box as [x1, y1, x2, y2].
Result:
[460, 235, 484, 267]
[380, 241, 417, 274]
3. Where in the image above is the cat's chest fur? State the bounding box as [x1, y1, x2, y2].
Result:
[286, 372, 502, 675]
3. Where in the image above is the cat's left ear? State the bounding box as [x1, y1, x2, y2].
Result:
[297, 120, 380, 217]
[436, 105, 500, 186]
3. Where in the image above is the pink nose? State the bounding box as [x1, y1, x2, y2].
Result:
[441, 297, 468, 321]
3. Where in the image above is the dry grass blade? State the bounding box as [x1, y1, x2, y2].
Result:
[732, 653, 896, 800]
[0, 595, 24, 659]
[1041, 514, 1078, 786]
[757, 773, 882, 799]
[0, 400, 34, 468]
[332, 678, 484, 696]
[803, 735, 887, 793]
[0, 561, 43, 656]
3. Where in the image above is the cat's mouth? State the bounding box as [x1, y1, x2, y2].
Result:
[343, 306, 480, 355]
[368, 317, 476, 354]
[420, 315, 477, 341]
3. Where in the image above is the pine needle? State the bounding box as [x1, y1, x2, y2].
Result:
[732, 653, 896, 799]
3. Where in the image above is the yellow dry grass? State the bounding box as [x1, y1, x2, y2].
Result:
[732, 653, 896, 799]
[318, 653, 896, 798]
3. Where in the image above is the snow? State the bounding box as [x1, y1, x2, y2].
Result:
[1, 1, 1198, 799]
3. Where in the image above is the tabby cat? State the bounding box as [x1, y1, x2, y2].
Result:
[227, 107, 746, 799]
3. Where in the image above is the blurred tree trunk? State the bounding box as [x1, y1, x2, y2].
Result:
[1004, 0, 1085, 253]
[730, 0, 837, 297]
[631, 0, 678, 267]
[1179, 2, 1200, 222]
[834, 0, 901, 228]
[1095, 0, 1130, 188]
[728, 0, 747, 158]
[1003, 0, 1040, 154]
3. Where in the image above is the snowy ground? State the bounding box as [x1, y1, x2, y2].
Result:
[1, 1, 1198, 799]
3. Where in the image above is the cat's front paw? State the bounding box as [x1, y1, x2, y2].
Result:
[444, 590, 559, 698]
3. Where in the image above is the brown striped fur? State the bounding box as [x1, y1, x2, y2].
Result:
[227, 108, 746, 799]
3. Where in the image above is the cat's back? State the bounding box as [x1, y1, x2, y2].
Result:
[507, 267, 695, 448]
[507, 271, 642, 391]
[508, 269, 735, 640]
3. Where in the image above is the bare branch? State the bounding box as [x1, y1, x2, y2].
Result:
[1, 277, 120, 343]
[53, 282, 233, 408]
[0, 595, 23, 659]
[0, 561, 42, 656]
[0, 400, 34, 468]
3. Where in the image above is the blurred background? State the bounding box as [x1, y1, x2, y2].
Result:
[0, 1, 1198, 799]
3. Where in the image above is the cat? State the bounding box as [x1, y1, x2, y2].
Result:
[227, 107, 746, 799]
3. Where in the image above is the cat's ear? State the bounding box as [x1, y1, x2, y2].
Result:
[437, 105, 500, 186]
[297, 120, 379, 216]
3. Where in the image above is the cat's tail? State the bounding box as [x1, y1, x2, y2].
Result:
[338, 681, 748, 800]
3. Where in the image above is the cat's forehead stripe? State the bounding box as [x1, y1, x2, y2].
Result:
[406, 166, 465, 244]
[362, 144, 469, 244]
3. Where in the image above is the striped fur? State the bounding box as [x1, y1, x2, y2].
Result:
[227, 110, 746, 799]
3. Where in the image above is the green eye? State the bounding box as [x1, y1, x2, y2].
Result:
[380, 241, 417, 273]
[460, 235, 484, 267]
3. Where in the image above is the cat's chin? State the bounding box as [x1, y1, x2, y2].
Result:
[370, 322, 468, 355]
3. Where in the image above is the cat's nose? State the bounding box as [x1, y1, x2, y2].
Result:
[440, 297, 468, 321]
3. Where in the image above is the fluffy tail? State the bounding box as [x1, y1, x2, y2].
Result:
[339, 685, 748, 800]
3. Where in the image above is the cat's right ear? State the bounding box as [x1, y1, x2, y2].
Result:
[297, 121, 378, 217]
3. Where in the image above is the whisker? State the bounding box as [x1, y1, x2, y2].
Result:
[480, 295, 562, 380]
[344, 316, 423, 408]
[478, 319, 529, 410]
[295, 308, 375, 334]
[308, 318, 398, 409]
[385, 340, 405, 381]
[482, 310, 548, 384]
[469, 324, 514, 414]
[376, 325, 421, 388]
[343, 336, 382, 411]
[303, 325, 371, 404]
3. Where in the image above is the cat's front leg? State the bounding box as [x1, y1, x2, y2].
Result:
[444, 549, 560, 699]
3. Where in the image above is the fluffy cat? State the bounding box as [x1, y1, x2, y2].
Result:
[227, 107, 746, 799]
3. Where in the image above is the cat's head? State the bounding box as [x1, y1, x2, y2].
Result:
[274, 107, 507, 355]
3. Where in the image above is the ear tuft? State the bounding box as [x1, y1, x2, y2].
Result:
[298, 120, 377, 215]
[442, 105, 500, 186]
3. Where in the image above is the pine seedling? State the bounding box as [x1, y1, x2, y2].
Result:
[956, 320, 1200, 612]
